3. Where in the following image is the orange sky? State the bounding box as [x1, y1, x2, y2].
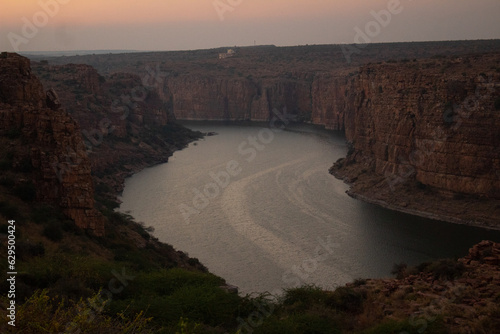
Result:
[1, 0, 359, 24]
[0, 0, 499, 52]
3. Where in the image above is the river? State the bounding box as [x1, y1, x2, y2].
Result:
[118, 122, 500, 295]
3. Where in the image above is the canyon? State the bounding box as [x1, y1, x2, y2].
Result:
[34, 41, 500, 228]
[1, 43, 499, 333]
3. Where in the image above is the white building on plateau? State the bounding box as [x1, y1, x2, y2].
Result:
[219, 49, 236, 59]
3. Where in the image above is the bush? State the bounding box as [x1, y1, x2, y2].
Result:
[0, 201, 21, 219]
[0, 175, 15, 187]
[353, 278, 367, 287]
[5, 128, 22, 139]
[0, 160, 12, 171]
[43, 221, 63, 242]
[282, 285, 327, 310]
[256, 314, 340, 334]
[409, 259, 465, 280]
[14, 290, 152, 333]
[31, 204, 62, 224]
[16, 157, 33, 173]
[495, 97, 500, 111]
[427, 259, 465, 280]
[12, 181, 36, 201]
[120, 268, 224, 299]
[17, 241, 45, 259]
[188, 258, 200, 266]
[391, 262, 408, 279]
[326, 286, 365, 313]
[109, 280, 240, 327]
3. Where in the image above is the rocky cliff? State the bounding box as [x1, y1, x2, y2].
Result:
[31, 42, 500, 227]
[0, 53, 105, 235]
[331, 54, 500, 228]
[161, 54, 500, 227]
[32, 60, 203, 206]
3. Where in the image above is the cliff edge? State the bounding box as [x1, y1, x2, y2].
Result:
[0, 53, 105, 235]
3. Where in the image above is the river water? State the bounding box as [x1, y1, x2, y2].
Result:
[119, 122, 500, 295]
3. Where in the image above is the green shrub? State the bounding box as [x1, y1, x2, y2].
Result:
[120, 268, 224, 299]
[0, 201, 21, 219]
[110, 283, 240, 327]
[14, 290, 152, 333]
[5, 128, 22, 139]
[0, 159, 12, 170]
[12, 181, 36, 201]
[256, 313, 340, 334]
[326, 286, 365, 313]
[0, 223, 10, 234]
[31, 204, 62, 224]
[282, 285, 327, 310]
[188, 258, 200, 266]
[427, 259, 465, 280]
[16, 157, 34, 173]
[391, 262, 408, 279]
[43, 221, 63, 242]
[362, 319, 415, 334]
[495, 97, 500, 111]
[17, 241, 45, 259]
[0, 175, 15, 187]
[352, 278, 367, 287]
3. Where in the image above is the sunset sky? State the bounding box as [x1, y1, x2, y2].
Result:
[1, 0, 499, 52]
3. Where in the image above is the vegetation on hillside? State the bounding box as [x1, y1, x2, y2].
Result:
[1, 185, 499, 333]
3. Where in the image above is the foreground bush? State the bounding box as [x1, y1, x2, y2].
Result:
[3, 290, 152, 334]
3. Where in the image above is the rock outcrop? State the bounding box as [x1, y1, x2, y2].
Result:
[32, 60, 202, 200]
[0, 53, 105, 235]
[352, 240, 500, 334]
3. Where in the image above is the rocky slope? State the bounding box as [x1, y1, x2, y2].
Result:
[32, 60, 202, 201]
[0, 53, 105, 235]
[344, 240, 500, 333]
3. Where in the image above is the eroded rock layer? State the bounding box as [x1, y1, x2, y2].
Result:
[0, 53, 105, 235]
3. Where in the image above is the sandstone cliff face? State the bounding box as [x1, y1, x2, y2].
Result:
[330, 55, 500, 227]
[0, 53, 105, 235]
[164, 73, 315, 122]
[342, 55, 500, 198]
